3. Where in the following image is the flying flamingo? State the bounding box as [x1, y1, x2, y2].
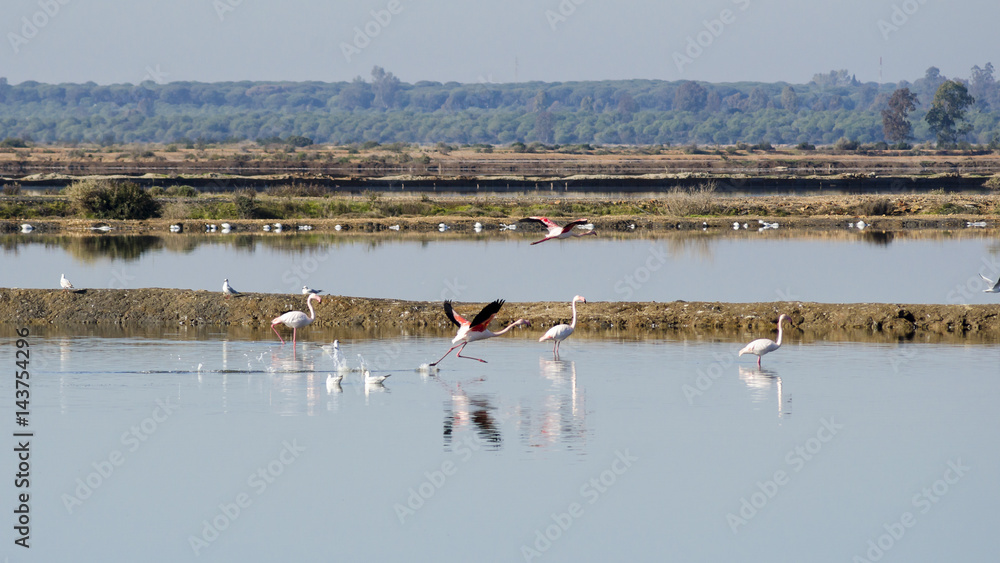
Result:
[430, 299, 530, 366]
[519, 217, 596, 245]
[539, 295, 586, 357]
[979, 273, 1000, 293]
[271, 293, 321, 348]
[739, 314, 790, 367]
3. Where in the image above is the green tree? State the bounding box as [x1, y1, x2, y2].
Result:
[881, 88, 918, 143]
[781, 86, 798, 112]
[673, 81, 706, 112]
[925, 80, 976, 146]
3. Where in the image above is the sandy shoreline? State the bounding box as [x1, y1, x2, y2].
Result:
[2, 289, 997, 342]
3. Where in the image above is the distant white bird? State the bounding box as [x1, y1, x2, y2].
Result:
[169, 224, 182, 233]
[855, 220, 868, 230]
[298, 225, 313, 231]
[271, 294, 321, 348]
[389, 224, 401, 231]
[60, 273, 74, 291]
[539, 295, 586, 358]
[206, 224, 217, 232]
[326, 373, 344, 393]
[739, 314, 790, 368]
[20, 224, 33, 233]
[272, 223, 283, 232]
[262, 224, 272, 232]
[363, 369, 390, 385]
[967, 221, 987, 228]
[733, 222, 740, 230]
[980, 273, 1000, 293]
[302, 285, 322, 295]
[438, 222, 450, 232]
[334, 224, 342, 231]
[220, 222, 231, 230]
[222, 278, 240, 299]
[89, 225, 112, 232]
[499, 223, 517, 231]
[473, 222, 483, 233]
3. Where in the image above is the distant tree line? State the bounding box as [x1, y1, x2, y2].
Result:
[0, 65, 998, 147]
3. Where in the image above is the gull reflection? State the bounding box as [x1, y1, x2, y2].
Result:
[738, 366, 791, 419]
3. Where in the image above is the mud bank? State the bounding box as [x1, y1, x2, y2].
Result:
[1, 289, 997, 342]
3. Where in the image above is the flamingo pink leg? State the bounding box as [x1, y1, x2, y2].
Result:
[455, 343, 487, 363]
[272, 324, 286, 345]
[757, 356, 762, 368]
[430, 345, 460, 366]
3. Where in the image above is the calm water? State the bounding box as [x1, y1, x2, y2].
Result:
[6, 327, 999, 562]
[2, 231, 1000, 304]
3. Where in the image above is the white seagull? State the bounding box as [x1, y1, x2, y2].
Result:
[363, 369, 390, 385]
[222, 278, 240, 299]
[980, 273, 1000, 293]
[20, 224, 34, 233]
[302, 286, 322, 295]
[60, 273, 74, 291]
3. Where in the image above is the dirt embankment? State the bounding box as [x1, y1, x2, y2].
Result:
[1, 289, 997, 342]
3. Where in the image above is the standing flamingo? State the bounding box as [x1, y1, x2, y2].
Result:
[739, 314, 790, 367]
[539, 295, 586, 357]
[271, 293, 321, 348]
[430, 299, 530, 366]
[519, 217, 596, 245]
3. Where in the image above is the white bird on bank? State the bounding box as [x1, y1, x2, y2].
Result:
[539, 295, 586, 358]
[980, 273, 1000, 293]
[20, 223, 34, 233]
[169, 223, 182, 233]
[389, 224, 401, 231]
[60, 273, 74, 291]
[89, 225, 112, 232]
[739, 314, 790, 368]
[222, 278, 240, 299]
[302, 286, 322, 295]
[334, 224, 342, 231]
[262, 224, 271, 232]
[438, 223, 450, 232]
[474, 222, 483, 233]
[298, 225, 313, 231]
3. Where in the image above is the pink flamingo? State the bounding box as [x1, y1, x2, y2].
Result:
[430, 299, 530, 366]
[519, 217, 596, 245]
[739, 314, 790, 367]
[271, 293, 321, 347]
[539, 295, 586, 357]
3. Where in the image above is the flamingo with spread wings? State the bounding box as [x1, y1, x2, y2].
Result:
[519, 217, 596, 245]
[430, 299, 530, 366]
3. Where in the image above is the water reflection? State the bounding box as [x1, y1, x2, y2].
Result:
[738, 366, 792, 419]
[860, 230, 895, 246]
[442, 377, 502, 451]
[517, 359, 588, 452]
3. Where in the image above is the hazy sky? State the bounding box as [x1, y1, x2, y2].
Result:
[3, 0, 997, 86]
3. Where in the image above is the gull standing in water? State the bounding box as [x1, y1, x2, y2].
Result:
[222, 278, 240, 299]
[539, 295, 586, 358]
[739, 314, 791, 367]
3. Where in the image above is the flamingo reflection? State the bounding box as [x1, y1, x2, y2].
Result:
[738, 366, 792, 418]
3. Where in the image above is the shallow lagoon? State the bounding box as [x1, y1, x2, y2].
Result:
[9, 327, 999, 562]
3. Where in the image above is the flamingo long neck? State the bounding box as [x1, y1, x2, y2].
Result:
[307, 298, 317, 320]
[492, 321, 521, 336]
[775, 318, 785, 347]
[569, 300, 579, 329]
